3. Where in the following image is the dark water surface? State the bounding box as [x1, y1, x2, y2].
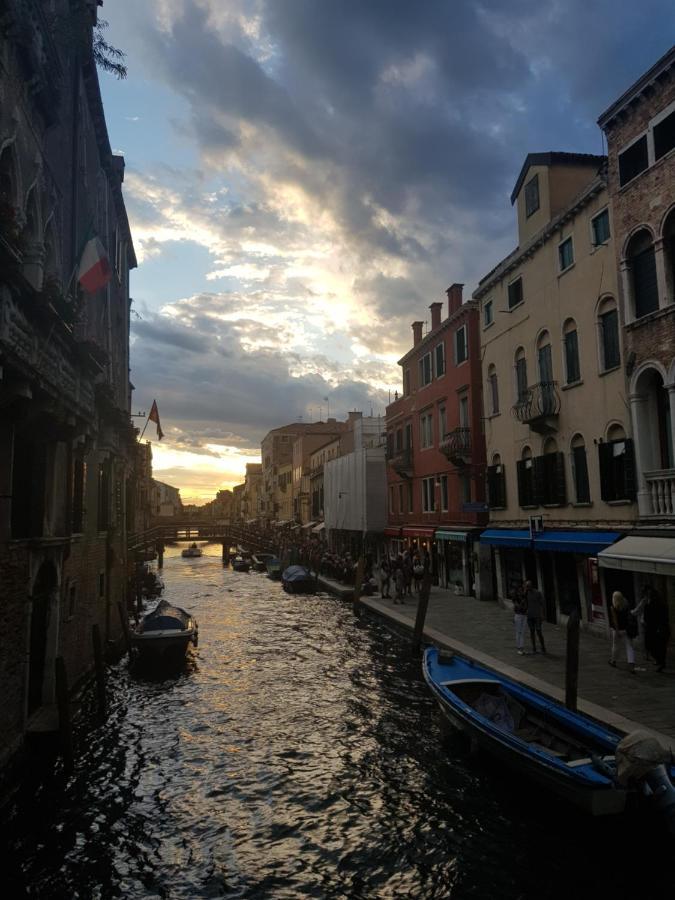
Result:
[2, 545, 671, 898]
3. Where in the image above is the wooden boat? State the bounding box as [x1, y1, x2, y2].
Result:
[231, 555, 251, 572]
[131, 600, 198, 664]
[282, 565, 315, 594]
[423, 647, 634, 816]
[266, 557, 282, 579]
[181, 542, 203, 558]
[252, 553, 274, 572]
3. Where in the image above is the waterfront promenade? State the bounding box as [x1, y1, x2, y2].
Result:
[357, 588, 675, 746]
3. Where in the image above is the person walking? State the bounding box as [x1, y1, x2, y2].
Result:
[524, 580, 546, 654]
[512, 584, 528, 655]
[380, 557, 391, 599]
[609, 591, 637, 673]
[632, 586, 670, 672]
[394, 562, 405, 605]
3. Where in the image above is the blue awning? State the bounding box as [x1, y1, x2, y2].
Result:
[534, 531, 621, 554]
[480, 529, 531, 549]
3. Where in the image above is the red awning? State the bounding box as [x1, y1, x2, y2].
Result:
[384, 527, 402, 537]
[402, 526, 436, 538]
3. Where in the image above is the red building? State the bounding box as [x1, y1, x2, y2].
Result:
[385, 283, 487, 593]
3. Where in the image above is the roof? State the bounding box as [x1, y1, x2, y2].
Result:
[510, 152, 606, 205]
[598, 45, 675, 130]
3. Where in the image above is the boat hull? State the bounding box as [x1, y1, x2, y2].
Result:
[423, 648, 629, 816]
[131, 630, 197, 663]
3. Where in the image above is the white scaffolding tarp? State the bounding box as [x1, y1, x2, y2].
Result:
[324, 447, 387, 533]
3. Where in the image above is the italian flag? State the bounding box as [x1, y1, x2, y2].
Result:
[78, 236, 112, 294]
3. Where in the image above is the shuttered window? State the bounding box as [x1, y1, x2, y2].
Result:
[534, 453, 567, 506]
[487, 465, 506, 509]
[632, 246, 659, 318]
[654, 110, 675, 161]
[599, 439, 637, 502]
[572, 446, 590, 503]
[600, 309, 620, 370]
[508, 277, 523, 309]
[516, 458, 536, 507]
[619, 136, 648, 186]
[564, 329, 580, 384]
[515, 357, 528, 401]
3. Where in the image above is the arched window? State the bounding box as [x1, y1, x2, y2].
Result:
[570, 434, 590, 503]
[627, 229, 658, 319]
[536, 331, 553, 383]
[597, 297, 620, 372]
[514, 348, 528, 402]
[662, 208, 675, 304]
[599, 424, 636, 502]
[563, 318, 580, 384]
[487, 452, 506, 509]
[487, 363, 499, 415]
[517, 446, 536, 507]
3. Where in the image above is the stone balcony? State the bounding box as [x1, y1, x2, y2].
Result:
[642, 468, 675, 519]
[512, 381, 560, 434]
[440, 427, 471, 465]
[386, 447, 413, 477]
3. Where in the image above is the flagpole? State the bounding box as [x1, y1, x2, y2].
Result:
[138, 415, 150, 441]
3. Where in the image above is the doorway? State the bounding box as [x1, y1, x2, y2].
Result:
[28, 561, 57, 714]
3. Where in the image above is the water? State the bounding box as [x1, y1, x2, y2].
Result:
[2, 544, 671, 898]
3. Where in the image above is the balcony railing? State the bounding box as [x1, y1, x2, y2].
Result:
[440, 427, 471, 464]
[644, 468, 675, 518]
[386, 447, 413, 477]
[512, 381, 560, 433]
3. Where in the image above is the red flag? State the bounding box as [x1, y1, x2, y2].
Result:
[78, 236, 112, 294]
[148, 400, 164, 440]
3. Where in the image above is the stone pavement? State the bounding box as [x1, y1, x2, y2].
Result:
[358, 588, 675, 748]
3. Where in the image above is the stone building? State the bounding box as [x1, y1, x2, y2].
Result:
[596, 45, 675, 638]
[0, 1, 136, 763]
[150, 480, 182, 518]
[473, 153, 634, 627]
[242, 462, 263, 524]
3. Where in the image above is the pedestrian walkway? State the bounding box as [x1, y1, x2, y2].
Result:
[359, 588, 675, 747]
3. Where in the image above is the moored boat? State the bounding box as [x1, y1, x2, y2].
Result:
[231, 555, 251, 572]
[282, 564, 315, 594]
[422, 646, 667, 816]
[266, 558, 282, 579]
[252, 553, 274, 572]
[181, 542, 203, 558]
[131, 599, 198, 664]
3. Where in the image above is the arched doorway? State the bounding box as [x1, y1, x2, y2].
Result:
[28, 561, 57, 715]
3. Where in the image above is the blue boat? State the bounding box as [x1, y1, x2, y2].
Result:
[423, 647, 645, 816]
[281, 565, 315, 594]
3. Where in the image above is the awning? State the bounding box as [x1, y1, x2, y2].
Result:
[435, 529, 469, 543]
[480, 529, 531, 549]
[535, 531, 620, 554]
[384, 527, 402, 537]
[312, 522, 325, 533]
[302, 521, 316, 530]
[291, 524, 301, 531]
[402, 526, 436, 538]
[598, 535, 675, 576]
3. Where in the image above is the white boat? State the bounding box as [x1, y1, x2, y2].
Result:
[181, 542, 203, 558]
[131, 600, 198, 664]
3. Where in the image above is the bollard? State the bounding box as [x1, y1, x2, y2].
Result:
[117, 601, 132, 654]
[92, 624, 106, 718]
[565, 607, 580, 711]
[352, 557, 365, 615]
[411, 572, 433, 654]
[55, 656, 74, 774]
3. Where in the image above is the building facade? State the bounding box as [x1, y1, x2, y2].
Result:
[242, 462, 263, 524]
[384, 284, 487, 594]
[151, 480, 182, 518]
[474, 152, 636, 628]
[596, 46, 675, 646]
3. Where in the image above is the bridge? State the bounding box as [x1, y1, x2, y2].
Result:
[127, 520, 276, 560]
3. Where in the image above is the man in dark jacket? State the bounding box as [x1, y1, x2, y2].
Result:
[524, 580, 547, 654]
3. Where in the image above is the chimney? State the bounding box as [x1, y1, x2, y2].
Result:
[446, 283, 464, 316]
[429, 301, 442, 330]
[412, 320, 423, 345]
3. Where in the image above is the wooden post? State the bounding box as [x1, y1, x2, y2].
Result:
[411, 571, 433, 654]
[352, 557, 365, 614]
[92, 624, 106, 718]
[54, 656, 74, 774]
[565, 607, 580, 711]
[157, 542, 164, 568]
[117, 601, 132, 654]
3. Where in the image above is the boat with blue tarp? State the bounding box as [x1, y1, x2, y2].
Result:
[131, 600, 198, 664]
[282, 565, 315, 594]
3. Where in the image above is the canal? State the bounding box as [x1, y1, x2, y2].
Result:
[3, 544, 671, 898]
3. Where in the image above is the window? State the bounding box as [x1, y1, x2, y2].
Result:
[508, 277, 523, 309]
[419, 352, 433, 386]
[563, 320, 580, 384]
[72, 457, 86, 533]
[459, 473, 471, 504]
[389, 485, 395, 514]
[407, 481, 413, 513]
[592, 209, 610, 246]
[98, 572, 105, 598]
[404, 369, 411, 396]
[525, 174, 540, 217]
[458, 394, 469, 428]
[487, 456, 506, 509]
[516, 448, 536, 507]
[398, 483, 404, 513]
[484, 299, 493, 327]
[455, 325, 468, 364]
[599, 302, 620, 370]
[439, 405, 447, 440]
[571, 435, 590, 503]
[97, 462, 110, 531]
[435, 342, 445, 377]
[422, 477, 436, 512]
[515, 350, 528, 402]
[534, 443, 567, 506]
[627, 230, 659, 319]
[395, 428, 403, 452]
[619, 135, 648, 186]
[487, 364, 499, 415]
[654, 109, 675, 162]
[599, 431, 636, 502]
[420, 411, 434, 448]
[558, 237, 574, 272]
[439, 475, 449, 511]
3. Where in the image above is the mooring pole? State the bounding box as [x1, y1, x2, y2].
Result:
[55, 656, 74, 774]
[92, 624, 106, 719]
[411, 571, 433, 654]
[117, 601, 132, 654]
[352, 557, 365, 615]
[157, 542, 164, 568]
[565, 607, 580, 711]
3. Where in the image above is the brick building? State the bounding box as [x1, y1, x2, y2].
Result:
[384, 284, 487, 594]
[596, 45, 675, 641]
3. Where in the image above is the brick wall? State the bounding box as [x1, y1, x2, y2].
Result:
[0, 546, 30, 764]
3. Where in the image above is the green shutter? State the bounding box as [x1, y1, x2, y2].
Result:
[598, 442, 614, 501]
[623, 439, 637, 502]
[554, 452, 567, 506]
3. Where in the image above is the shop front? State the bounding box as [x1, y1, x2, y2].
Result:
[401, 526, 437, 580]
[435, 529, 479, 595]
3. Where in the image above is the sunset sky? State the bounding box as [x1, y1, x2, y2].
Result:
[99, 0, 674, 504]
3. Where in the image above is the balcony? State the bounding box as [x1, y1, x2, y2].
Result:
[386, 447, 413, 477]
[440, 427, 471, 465]
[643, 469, 675, 518]
[512, 381, 560, 434]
